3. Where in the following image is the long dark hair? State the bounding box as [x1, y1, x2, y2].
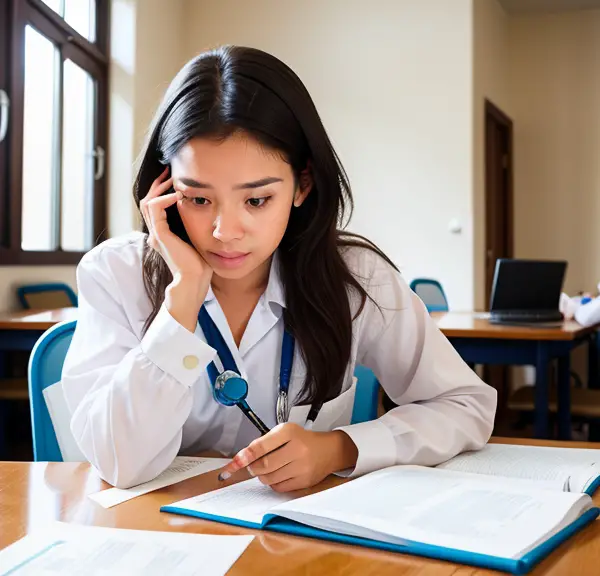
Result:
[133, 46, 397, 407]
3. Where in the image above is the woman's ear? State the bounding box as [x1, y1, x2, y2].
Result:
[293, 164, 313, 207]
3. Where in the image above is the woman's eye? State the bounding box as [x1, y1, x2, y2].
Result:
[191, 197, 210, 206]
[247, 197, 269, 208]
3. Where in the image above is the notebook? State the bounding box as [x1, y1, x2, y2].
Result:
[161, 444, 600, 575]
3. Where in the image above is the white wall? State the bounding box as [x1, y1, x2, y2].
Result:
[133, 0, 187, 163]
[108, 0, 138, 238]
[110, 0, 187, 237]
[181, 0, 476, 310]
[473, 0, 512, 309]
[509, 10, 600, 294]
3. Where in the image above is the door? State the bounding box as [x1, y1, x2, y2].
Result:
[484, 100, 513, 308]
[484, 100, 514, 432]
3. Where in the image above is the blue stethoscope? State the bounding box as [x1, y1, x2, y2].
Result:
[198, 305, 299, 436]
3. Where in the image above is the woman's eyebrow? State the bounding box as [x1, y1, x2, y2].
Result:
[176, 176, 283, 190]
[234, 177, 283, 190]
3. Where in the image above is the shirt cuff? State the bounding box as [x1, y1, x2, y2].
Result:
[140, 304, 216, 388]
[334, 419, 397, 478]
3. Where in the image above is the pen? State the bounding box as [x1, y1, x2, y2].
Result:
[304, 402, 323, 431]
[238, 400, 270, 436]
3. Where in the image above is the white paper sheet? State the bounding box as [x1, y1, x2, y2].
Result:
[437, 443, 600, 492]
[0, 521, 252, 576]
[168, 478, 295, 525]
[88, 457, 230, 508]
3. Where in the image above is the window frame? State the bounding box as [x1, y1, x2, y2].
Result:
[0, 0, 109, 266]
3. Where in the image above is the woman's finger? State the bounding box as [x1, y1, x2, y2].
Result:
[248, 443, 294, 477]
[143, 193, 178, 251]
[270, 475, 308, 493]
[147, 192, 179, 228]
[218, 424, 292, 480]
[146, 168, 171, 200]
[141, 201, 151, 232]
[140, 172, 170, 230]
[141, 175, 173, 215]
[255, 460, 298, 487]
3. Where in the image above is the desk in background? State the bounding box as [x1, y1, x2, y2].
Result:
[0, 307, 78, 331]
[1, 308, 599, 442]
[1, 438, 598, 576]
[432, 312, 600, 441]
[0, 308, 78, 456]
[0, 307, 78, 375]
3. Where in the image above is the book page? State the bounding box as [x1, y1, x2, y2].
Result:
[437, 444, 600, 492]
[88, 457, 231, 508]
[164, 478, 296, 526]
[0, 521, 253, 576]
[271, 466, 593, 559]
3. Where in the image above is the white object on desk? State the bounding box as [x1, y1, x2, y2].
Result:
[88, 456, 230, 508]
[575, 297, 600, 327]
[0, 521, 253, 576]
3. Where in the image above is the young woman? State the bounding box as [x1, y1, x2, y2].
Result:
[62, 46, 496, 490]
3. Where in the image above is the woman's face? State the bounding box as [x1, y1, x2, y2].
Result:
[171, 132, 310, 281]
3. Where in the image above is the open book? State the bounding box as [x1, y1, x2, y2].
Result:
[161, 444, 600, 575]
[435, 443, 600, 495]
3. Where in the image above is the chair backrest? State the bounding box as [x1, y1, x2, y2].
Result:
[351, 365, 380, 424]
[409, 278, 449, 312]
[18, 283, 78, 309]
[28, 320, 77, 461]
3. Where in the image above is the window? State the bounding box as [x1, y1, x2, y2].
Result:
[0, 0, 108, 265]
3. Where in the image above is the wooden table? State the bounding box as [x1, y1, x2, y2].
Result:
[0, 307, 78, 331]
[0, 307, 78, 368]
[433, 311, 599, 341]
[1, 438, 599, 575]
[432, 312, 600, 441]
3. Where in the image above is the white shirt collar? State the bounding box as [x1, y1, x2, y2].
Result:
[203, 252, 286, 309]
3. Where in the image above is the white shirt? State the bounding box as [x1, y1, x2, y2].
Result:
[62, 232, 496, 488]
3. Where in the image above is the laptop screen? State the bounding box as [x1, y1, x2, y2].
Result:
[490, 259, 567, 312]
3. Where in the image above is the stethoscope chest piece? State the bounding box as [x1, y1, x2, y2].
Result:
[213, 370, 249, 406]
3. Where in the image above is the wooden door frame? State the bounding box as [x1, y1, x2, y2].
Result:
[484, 99, 514, 308]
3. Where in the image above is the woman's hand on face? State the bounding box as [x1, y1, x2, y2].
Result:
[218, 423, 359, 493]
[140, 167, 212, 285]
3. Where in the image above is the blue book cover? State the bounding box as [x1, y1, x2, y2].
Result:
[161, 503, 598, 574]
[160, 465, 600, 575]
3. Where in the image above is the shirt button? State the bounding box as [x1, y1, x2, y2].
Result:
[183, 355, 199, 369]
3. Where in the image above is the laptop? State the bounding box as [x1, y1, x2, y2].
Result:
[489, 259, 567, 325]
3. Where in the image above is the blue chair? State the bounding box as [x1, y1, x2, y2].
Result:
[27, 320, 380, 461]
[409, 278, 449, 312]
[18, 282, 78, 309]
[28, 320, 77, 461]
[351, 365, 380, 424]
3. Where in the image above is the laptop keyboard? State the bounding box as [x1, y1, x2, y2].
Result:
[490, 310, 563, 322]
